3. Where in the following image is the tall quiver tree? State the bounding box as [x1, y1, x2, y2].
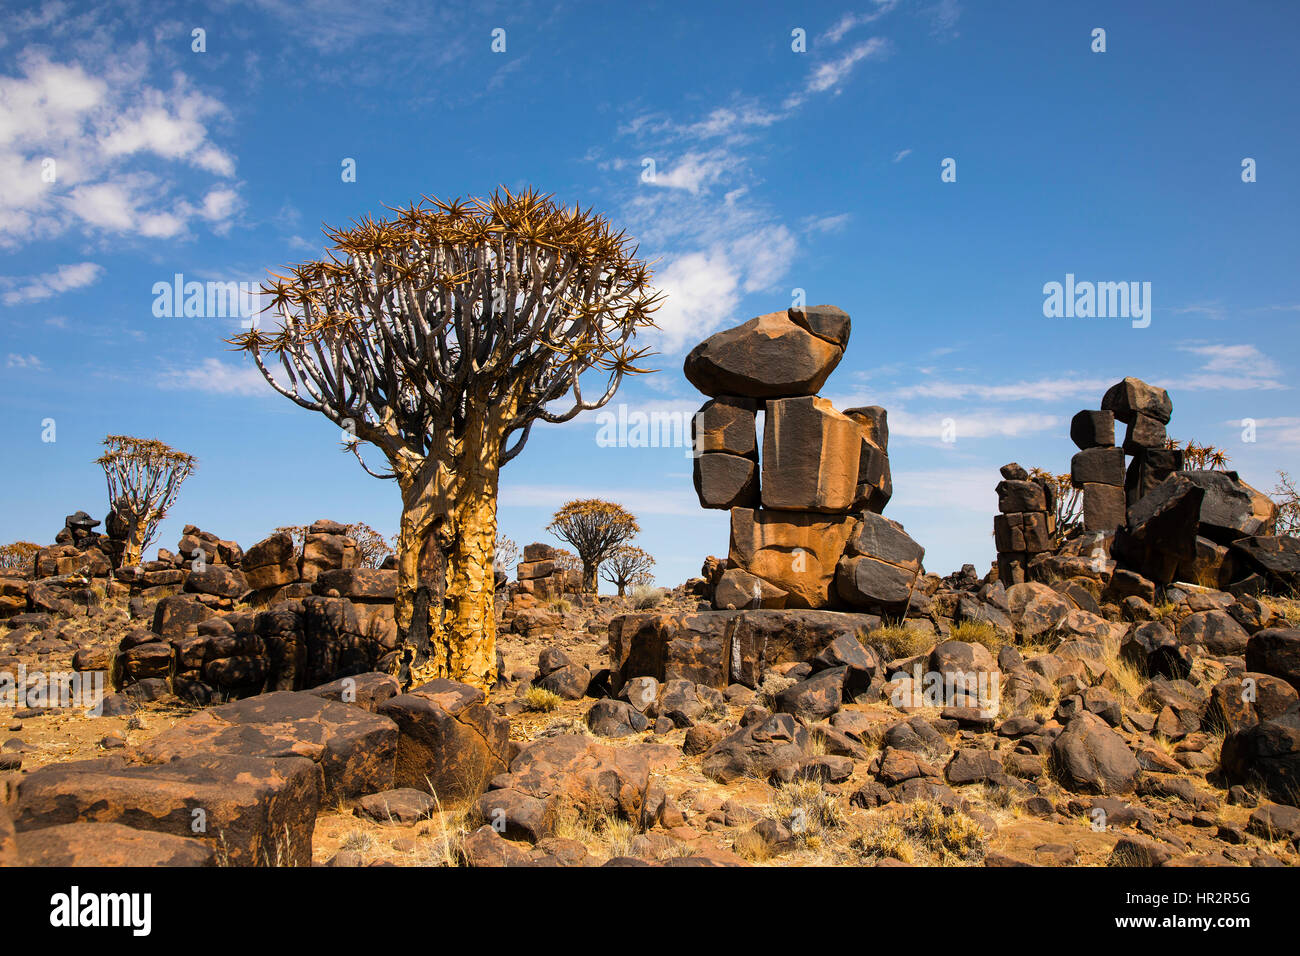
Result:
[229, 188, 660, 690]
[96, 436, 196, 569]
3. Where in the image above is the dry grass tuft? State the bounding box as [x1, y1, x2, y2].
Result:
[523, 686, 562, 712]
[866, 624, 932, 660]
[950, 619, 1004, 652]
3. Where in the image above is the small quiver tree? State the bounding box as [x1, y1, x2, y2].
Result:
[600, 545, 655, 597]
[228, 188, 660, 690]
[96, 436, 196, 569]
[493, 533, 519, 575]
[547, 499, 641, 592]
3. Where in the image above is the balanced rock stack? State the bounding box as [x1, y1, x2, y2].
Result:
[992, 464, 1056, 585]
[515, 543, 580, 599]
[685, 304, 923, 614]
[996, 375, 1289, 593]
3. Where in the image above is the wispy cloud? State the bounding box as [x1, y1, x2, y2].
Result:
[786, 38, 889, 108]
[1, 261, 104, 304]
[157, 358, 270, 396]
[893, 148, 912, 163]
[821, 3, 900, 44]
[802, 212, 852, 234]
[6, 353, 44, 370]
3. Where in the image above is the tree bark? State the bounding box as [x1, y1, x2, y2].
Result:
[394, 465, 450, 689]
[120, 518, 147, 569]
[439, 460, 499, 687]
[581, 561, 597, 594]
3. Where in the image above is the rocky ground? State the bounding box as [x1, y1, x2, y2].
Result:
[3, 567, 1299, 868]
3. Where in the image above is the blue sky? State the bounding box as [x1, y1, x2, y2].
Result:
[2, 0, 1297, 588]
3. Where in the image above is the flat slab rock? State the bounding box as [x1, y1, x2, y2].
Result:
[13, 753, 319, 866]
[16, 821, 216, 867]
[134, 689, 398, 802]
[357, 788, 437, 826]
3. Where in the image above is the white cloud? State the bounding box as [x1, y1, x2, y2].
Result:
[889, 376, 1113, 403]
[0, 47, 239, 247]
[802, 212, 851, 234]
[647, 151, 741, 194]
[1, 261, 104, 304]
[893, 148, 912, 162]
[890, 410, 1062, 441]
[157, 358, 270, 396]
[789, 38, 888, 107]
[6, 353, 44, 370]
[1175, 345, 1284, 390]
[821, 3, 900, 44]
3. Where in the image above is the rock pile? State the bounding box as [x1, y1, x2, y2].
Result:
[996, 376, 1287, 594]
[686, 304, 921, 615]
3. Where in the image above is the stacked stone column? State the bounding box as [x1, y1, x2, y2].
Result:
[686, 304, 922, 614]
[515, 543, 579, 598]
[993, 464, 1055, 584]
[1068, 410, 1126, 533]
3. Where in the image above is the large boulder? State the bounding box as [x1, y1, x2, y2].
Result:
[1177, 609, 1251, 656]
[1231, 535, 1300, 594]
[1181, 471, 1276, 543]
[1051, 712, 1141, 794]
[376, 679, 510, 805]
[12, 754, 319, 866]
[184, 566, 249, 599]
[1112, 474, 1204, 584]
[761, 396, 860, 512]
[1070, 410, 1116, 450]
[151, 595, 216, 641]
[242, 532, 298, 590]
[712, 567, 788, 610]
[1220, 703, 1300, 806]
[1246, 629, 1300, 693]
[702, 713, 810, 783]
[299, 522, 358, 583]
[1005, 582, 1073, 641]
[728, 507, 856, 608]
[693, 453, 759, 510]
[835, 513, 925, 613]
[499, 735, 651, 821]
[136, 690, 397, 802]
[1101, 377, 1172, 425]
[683, 309, 843, 399]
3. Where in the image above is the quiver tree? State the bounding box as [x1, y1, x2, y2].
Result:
[228, 188, 660, 690]
[600, 545, 655, 596]
[1027, 469, 1081, 546]
[96, 436, 196, 569]
[273, 522, 394, 568]
[0, 541, 40, 574]
[547, 499, 641, 592]
[493, 534, 518, 575]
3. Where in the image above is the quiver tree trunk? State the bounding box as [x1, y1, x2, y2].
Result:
[394, 406, 502, 689]
[441, 460, 499, 687]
